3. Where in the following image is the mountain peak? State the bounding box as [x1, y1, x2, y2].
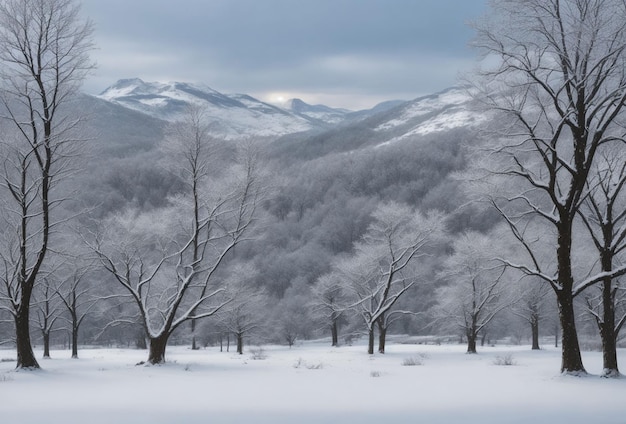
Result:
[99, 77, 147, 99]
[285, 98, 308, 112]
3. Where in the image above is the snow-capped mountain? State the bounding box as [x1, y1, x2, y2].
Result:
[372, 87, 486, 148]
[269, 86, 485, 160]
[94, 79, 484, 157]
[98, 78, 337, 140]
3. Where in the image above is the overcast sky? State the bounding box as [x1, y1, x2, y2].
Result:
[81, 0, 488, 110]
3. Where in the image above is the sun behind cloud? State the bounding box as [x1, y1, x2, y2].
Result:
[266, 92, 291, 105]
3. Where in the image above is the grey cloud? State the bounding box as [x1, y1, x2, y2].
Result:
[81, 0, 488, 108]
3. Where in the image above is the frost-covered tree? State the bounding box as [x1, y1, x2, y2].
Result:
[309, 273, 349, 346]
[89, 144, 262, 365]
[436, 232, 512, 354]
[160, 104, 219, 351]
[0, 0, 94, 369]
[472, 0, 626, 373]
[511, 279, 554, 350]
[215, 264, 268, 355]
[338, 202, 444, 354]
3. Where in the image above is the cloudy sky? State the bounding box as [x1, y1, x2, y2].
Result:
[81, 0, 488, 110]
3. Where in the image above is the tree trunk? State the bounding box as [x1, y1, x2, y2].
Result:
[554, 318, 559, 348]
[555, 223, 586, 374]
[599, 280, 619, 377]
[190, 319, 198, 350]
[600, 321, 619, 377]
[367, 327, 374, 355]
[531, 316, 540, 350]
[236, 332, 243, 355]
[42, 331, 50, 359]
[557, 291, 585, 374]
[466, 329, 477, 354]
[331, 320, 338, 347]
[147, 333, 170, 365]
[15, 302, 39, 369]
[377, 320, 387, 354]
[71, 325, 79, 359]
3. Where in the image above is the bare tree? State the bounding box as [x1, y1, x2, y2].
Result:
[89, 144, 262, 365]
[161, 104, 218, 351]
[577, 149, 626, 376]
[275, 298, 308, 349]
[309, 273, 348, 347]
[472, 0, 626, 373]
[0, 0, 94, 369]
[436, 232, 512, 354]
[32, 278, 63, 358]
[338, 203, 443, 354]
[215, 264, 268, 355]
[55, 264, 98, 359]
[511, 279, 554, 350]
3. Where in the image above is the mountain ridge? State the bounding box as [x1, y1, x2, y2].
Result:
[92, 79, 484, 161]
[96, 78, 417, 140]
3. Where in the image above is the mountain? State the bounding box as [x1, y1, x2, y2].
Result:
[98, 78, 340, 140]
[96, 78, 418, 141]
[371, 87, 485, 148]
[90, 80, 486, 166]
[269, 86, 484, 160]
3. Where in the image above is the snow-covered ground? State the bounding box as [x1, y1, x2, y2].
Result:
[1, 341, 625, 424]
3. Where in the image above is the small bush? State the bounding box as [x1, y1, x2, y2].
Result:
[249, 347, 268, 360]
[0, 374, 13, 382]
[493, 354, 516, 366]
[370, 370, 381, 378]
[401, 355, 426, 366]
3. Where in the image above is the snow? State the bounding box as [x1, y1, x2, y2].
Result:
[98, 83, 139, 101]
[97, 79, 317, 140]
[137, 97, 168, 107]
[1, 341, 625, 423]
[375, 88, 472, 132]
[377, 107, 488, 148]
[372, 87, 490, 148]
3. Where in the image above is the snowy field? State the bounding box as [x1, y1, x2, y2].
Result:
[1, 341, 625, 424]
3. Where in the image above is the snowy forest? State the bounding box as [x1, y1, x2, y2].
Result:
[2, 0, 626, 396]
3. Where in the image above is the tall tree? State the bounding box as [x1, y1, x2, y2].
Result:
[472, 0, 626, 373]
[578, 149, 626, 376]
[160, 105, 217, 351]
[0, 0, 94, 368]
